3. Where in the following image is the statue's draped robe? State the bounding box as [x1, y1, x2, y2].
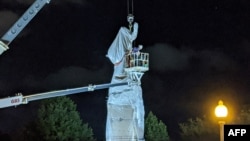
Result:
[106, 23, 145, 141]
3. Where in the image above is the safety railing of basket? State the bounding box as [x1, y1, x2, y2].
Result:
[125, 52, 149, 72]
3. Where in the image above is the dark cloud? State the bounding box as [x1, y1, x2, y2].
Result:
[145, 43, 192, 72]
[144, 43, 239, 73]
[23, 65, 112, 91]
[0, 0, 89, 38]
[239, 39, 250, 55]
[194, 49, 238, 72]
[0, 11, 18, 37]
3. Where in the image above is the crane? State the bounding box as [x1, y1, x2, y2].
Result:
[0, 0, 51, 55]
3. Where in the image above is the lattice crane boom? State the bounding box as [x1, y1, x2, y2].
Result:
[0, 0, 50, 55]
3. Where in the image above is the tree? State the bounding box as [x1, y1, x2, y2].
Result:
[234, 104, 250, 124]
[145, 111, 170, 141]
[37, 96, 96, 141]
[0, 131, 11, 141]
[19, 121, 40, 141]
[179, 117, 218, 141]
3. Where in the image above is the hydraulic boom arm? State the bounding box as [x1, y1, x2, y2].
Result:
[0, 0, 50, 55]
[0, 82, 130, 109]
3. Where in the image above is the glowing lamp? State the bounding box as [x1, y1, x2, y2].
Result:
[215, 100, 228, 118]
[215, 100, 228, 141]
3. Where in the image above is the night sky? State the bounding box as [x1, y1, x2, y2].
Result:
[0, 0, 250, 140]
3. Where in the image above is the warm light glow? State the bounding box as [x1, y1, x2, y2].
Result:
[215, 100, 228, 118]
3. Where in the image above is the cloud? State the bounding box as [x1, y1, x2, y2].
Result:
[239, 39, 250, 55]
[145, 43, 192, 71]
[144, 43, 238, 72]
[23, 65, 112, 91]
[0, 0, 88, 37]
[0, 11, 19, 37]
[195, 50, 238, 72]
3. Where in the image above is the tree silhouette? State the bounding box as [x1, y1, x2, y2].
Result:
[145, 111, 170, 141]
[179, 117, 218, 141]
[37, 96, 96, 141]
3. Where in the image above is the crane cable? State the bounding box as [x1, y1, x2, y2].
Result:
[127, 0, 134, 16]
[127, 0, 134, 32]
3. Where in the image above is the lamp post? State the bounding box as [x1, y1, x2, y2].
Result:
[215, 100, 228, 141]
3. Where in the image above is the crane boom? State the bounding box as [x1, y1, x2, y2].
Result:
[0, 0, 50, 55]
[0, 82, 130, 109]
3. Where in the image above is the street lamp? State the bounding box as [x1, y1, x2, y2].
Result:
[215, 100, 228, 141]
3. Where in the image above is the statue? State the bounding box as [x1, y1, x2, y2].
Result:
[106, 22, 145, 141]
